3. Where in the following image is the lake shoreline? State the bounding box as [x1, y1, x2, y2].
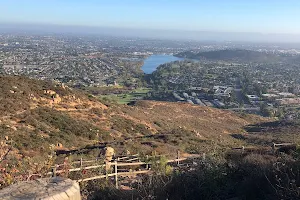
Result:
[141, 54, 183, 74]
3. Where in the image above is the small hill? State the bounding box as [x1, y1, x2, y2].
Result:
[175, 49, 282, 62]
[0, 76, 109, 157]
[0, 76, 106, 116]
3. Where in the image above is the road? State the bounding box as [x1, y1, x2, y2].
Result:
[234, 78, 247, 105]
[232, 78, 260, 112]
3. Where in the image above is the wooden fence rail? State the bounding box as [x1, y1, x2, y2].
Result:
[59, 154, 141, 166]
[50, 157, 192, 175]
[231, 143, 297, 152]
[77, 170, 150, 183]
[54, 153, 171, 168]
[272, 143, 295, 148]
[50, 153, 201, 187]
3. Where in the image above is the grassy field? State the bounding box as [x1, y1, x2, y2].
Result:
[100, 88, 151, 104]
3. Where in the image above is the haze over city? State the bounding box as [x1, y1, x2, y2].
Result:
[1, 0, 300, 42]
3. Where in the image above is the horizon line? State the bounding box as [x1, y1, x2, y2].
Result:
[1, 22, 300, 36]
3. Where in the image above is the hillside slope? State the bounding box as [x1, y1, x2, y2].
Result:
[0, 76, 268, 166]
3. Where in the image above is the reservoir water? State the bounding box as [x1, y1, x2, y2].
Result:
[141, 55, 183, 74]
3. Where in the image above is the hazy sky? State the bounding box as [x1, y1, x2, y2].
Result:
[1, 0, 300, 34]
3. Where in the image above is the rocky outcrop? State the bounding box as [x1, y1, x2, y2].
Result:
[0, 177, 81, 200]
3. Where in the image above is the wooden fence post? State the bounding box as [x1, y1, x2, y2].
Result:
[105, 161, 108, 180]
[52, 166, 56, 177]
[177, 150, 180, 166]
[146, 155, 149, 170]
[115, 161, 118, 189]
